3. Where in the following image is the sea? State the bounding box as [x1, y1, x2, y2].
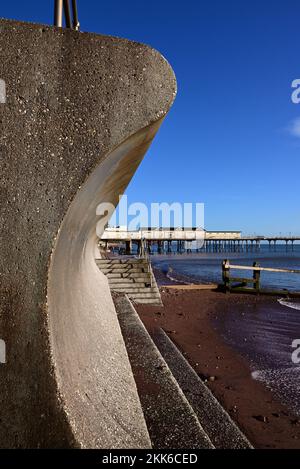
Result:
[151, 244, 300, 291]
[151, 244, 300, 417]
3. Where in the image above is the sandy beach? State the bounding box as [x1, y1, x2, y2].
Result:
[136, 287, 300, 449]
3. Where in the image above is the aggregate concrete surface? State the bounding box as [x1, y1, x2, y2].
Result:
[153, 328, 253, 449]
[115, 295, 214, 449]
[0, 18, 176, 447]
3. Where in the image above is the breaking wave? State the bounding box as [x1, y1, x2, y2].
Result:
[278, 298, 300, 310]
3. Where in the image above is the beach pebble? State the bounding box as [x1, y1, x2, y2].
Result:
[253, 415, 269, 423]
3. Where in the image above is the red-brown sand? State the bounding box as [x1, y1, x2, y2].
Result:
[136, 288, 300, 449]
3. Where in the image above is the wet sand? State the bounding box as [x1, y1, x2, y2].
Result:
[136, 288, 300, 449]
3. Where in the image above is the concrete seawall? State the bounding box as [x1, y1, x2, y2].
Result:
[0, 19, 176, 447]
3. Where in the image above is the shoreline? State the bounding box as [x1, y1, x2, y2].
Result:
[136, 287, 300, 448]
[150, 251, 300, 294]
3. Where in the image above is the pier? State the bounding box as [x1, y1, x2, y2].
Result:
[100, 228, 300, 255]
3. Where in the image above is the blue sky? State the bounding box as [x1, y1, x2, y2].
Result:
[3, 0, 300, 235]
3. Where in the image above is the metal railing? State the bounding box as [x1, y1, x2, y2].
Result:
[54, 0, 80, 30]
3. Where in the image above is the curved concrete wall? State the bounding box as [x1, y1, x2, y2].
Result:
[0, 19, 176, 447]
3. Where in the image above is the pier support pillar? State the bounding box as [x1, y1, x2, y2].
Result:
[125, 241, 132, 255]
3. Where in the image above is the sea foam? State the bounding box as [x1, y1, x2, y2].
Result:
[278, 298, 300, 310]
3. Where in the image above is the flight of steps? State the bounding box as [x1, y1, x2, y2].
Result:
[96, 258, 162, 305]
[114, 294, 253, 449]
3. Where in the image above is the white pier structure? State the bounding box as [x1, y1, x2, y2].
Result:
[100, 227, 243, 254]
[100, 228, 300, 254]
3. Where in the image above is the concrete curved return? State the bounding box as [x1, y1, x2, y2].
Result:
[0, 19, 176, 448]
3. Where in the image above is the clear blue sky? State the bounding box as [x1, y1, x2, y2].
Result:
[3, 0, 300, 235]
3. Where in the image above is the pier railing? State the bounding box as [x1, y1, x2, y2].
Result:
[222, 259, 300, 295]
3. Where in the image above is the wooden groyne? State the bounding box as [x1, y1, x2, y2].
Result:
[222, 260, 300, 296]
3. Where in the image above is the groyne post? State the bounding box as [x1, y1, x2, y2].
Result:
[222, 260, 230, 293]
[253, 262, 261, 293]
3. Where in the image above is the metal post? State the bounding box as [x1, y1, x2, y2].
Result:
[54, 0, 79, 30]
[54, 0, 63, 27]
[72, 0, 80, 30]
[63, 0, 72, 28]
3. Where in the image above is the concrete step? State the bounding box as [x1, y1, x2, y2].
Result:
[114, 295, 214, 449]
[106, 271, 149, 278]
[98, 268, 112, 274]
[110, 285, 159, 295]
[96, 259, 122, 265]
[101, 263, 130, 268]
[124, 267, 148, 274]
[97, 258, 146, 265]
[96, 256, 162, 305]
[129, 292, 162, 299]
[110, 286, 147, 292]
[131, 298, 163, 305]
[103, 268, 131, 274]
[127, 273, 150, 279]
[99, 264, 149, 272]
[110, 284, 157, 292]
[132, 298, 162, 306]
[108, 277, 134, 284]
[153, 328, 253, 449]
[125, 275, 151, 283]
[105, 266, 149, 275]
[98, 268, 119, 274]
[122, 259, 148, 264]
